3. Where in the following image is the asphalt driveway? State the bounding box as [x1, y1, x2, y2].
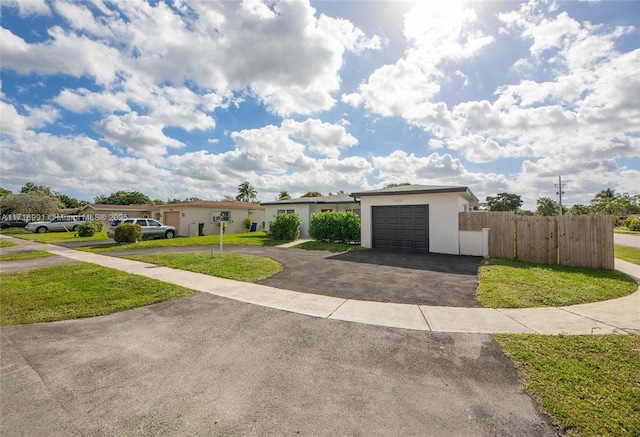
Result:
[1, 292, 559, 436]
[101, 245, 483, 307]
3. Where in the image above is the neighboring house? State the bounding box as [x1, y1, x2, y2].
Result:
[350, 185, 479, 255]
[151, 201, 265, 237]
[79, 204, 154, 226]
[262, 194, 360, 237]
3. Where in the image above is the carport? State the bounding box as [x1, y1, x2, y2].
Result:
[351, 185, 478, 255]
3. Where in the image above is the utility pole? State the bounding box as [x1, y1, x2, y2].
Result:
[555, 176, 565, 216]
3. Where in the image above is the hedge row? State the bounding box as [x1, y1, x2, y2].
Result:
[309, 211, 360, 244]
[269, 213, 301, 241]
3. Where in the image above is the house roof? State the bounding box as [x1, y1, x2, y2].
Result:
[80, 204, 154, 212]
[350, 185, 479, 202]
[153, 200, 264, 210]
[261, 194, 358, 205]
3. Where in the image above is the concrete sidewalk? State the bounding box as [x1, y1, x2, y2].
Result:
[2, 235, 639, 335]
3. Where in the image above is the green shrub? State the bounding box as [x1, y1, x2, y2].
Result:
[309, 211, 361, 244]
[114, 223, 143, 243]
[269, 213, 301, 241]
[91, 221, 104, 232]
[624, 217, 640, 231]
[77, 222, 96, 237]
[244, 217, 253, 230]
[77, 221, 105, 237]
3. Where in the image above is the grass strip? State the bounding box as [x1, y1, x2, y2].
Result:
[123, 252, 282, 282]
[477, 258, 637, 308]
[292, 241, 365, 252]
[495, 334, 640, 436]
[0, 240, 17, 248]
[0, 262, 197, 326]
[0, 251, 53, 261]
[615, 245, 640, 265]
[6, 230, 110, 244]
[82, 231, 285, 252]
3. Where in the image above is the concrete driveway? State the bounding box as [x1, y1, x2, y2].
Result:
[1, 292, 559, 436]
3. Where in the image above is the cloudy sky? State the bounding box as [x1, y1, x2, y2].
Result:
[1, 0, 638, 208]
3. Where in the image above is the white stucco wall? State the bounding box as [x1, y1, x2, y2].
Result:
[359, 192, 470, 255]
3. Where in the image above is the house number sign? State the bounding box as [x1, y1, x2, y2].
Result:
[392, 198, 404, 203]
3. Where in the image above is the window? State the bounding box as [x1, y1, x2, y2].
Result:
[212, 211, 230, 222]
[277, 209, 295, 215]
[345, 208, 361, 216]
[321, 209, 333, 212]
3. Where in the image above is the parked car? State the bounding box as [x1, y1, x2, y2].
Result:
[107, 218, 176, 240]
[0, 219, 28, 229]
[24, 216, 86, 233]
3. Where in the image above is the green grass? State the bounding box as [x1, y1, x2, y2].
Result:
[614, 227, 640, 235]
[0, 262, 197, 326]
[123, 252, 282, 282]
[0, 240, 17, 248]
[495, 334, 640, 436]
[7, 229, 111, 244]
[292, 241, 365, 252]
[615, 245, 640, 265]
[0, 251, 53, 261]
[82, 231, 285, 252]
[477, 258, 637, 308]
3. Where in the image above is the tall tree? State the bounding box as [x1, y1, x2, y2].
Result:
[535, 197, 563, 216]
[94, 191, 152, 205]
[301, 191, 323, 198]
[384, 183, 411, 189]
[278, 190, 291, 201]
[2, 192, 63, 217]
[0, 187, 13, 197]
[57, 194, 87, 209]
[20, 182, 53, 196]
[486, 193, 523, 212]
[236, 181, 257, 202]
[567, 204, 590, 215]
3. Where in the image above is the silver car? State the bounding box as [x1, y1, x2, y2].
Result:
[107, 218, 176, 240]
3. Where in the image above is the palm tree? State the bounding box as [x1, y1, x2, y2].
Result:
[278, 190, 291, 200]
[593, 188, 616, 200]
[236, 181, 257, 202]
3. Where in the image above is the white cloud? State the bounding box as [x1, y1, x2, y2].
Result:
[1, 0, 50, 17]
[343, 1, 493, 134]
[282, 118, 358, 158]
[94, 113, 185, 157]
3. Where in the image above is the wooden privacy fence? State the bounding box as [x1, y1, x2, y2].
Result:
[459, 212, 614, 270]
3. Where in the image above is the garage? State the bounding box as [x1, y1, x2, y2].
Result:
[372, 205, 429, 252]
[351, 185, 479, 255]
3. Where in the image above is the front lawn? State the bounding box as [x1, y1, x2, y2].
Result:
[82, 231, 285, 252]
[496, 334, 640, 436]
[0, 251, 53, 261]
[0, 240, 17, 248]
[615, 245, 640, 265]
[0, 263, 197, 326]
[123, 252, 282, 282]
[477, 258, 637, 308]
[6, 229, 110, 244]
